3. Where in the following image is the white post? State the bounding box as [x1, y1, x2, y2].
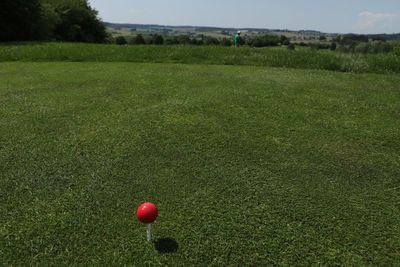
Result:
[146, 224, 151, 242]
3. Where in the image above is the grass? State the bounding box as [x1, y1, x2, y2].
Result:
[1, 62, 399, 266]
[1, 43, 400, 74]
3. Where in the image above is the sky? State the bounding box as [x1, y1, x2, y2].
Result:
[88, 0, 400, 34]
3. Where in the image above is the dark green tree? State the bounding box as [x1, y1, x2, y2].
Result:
[165, 37, 180, 45]
[0, 0, 43, 41]
[177, 35, 191, 45]
[43, 0, 107, 42]
[220, 38, 232, 46]
[204, 36, 220, 45]
[152, 34, 164, 45]
[131, 34, 146, 45]
[280, 35, 290, 45]
[115, 36, 127, 45]
[248, 34, 280, 47]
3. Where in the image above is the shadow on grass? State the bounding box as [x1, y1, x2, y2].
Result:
[154, 238, 178, 254]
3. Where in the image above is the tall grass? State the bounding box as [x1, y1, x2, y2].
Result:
[0, 43, 399, 74]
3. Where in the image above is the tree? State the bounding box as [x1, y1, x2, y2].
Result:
[115, 36, 127, 45]
[330, 42, 337, 51]
[394, 43, 400, 56]
[355, 42, 369, 53]
[177, 35, 191, 45]
[319, 35, 327, 41]
[370, 41, 393, 53]
[220, 38, 232, 47]
[190, 38, 204, 46]
[248, 34, 280, 47]
[42, 0, 107, 42]
[280, 35, 290, 45]
[165, 37, 180, 45]
[152, 34, 164, 45]
[131, 34, 145, 45]
[0, 0, 43, 41]
[37, 2, 61, 40]
[204, 36, 220, 45]
[287, 43, 295, 50]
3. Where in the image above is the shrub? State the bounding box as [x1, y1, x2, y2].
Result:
[355, 42, 369, 53]
[310, 43, 330, 50]
[204, 37, 220, 46]
[115, 36, 127, 45]
[190, 39, 204, 46]
[177, 35, 191, 45]
[165, 37, 180, 45]
[131, 34, 145, 45]
[337, 45, 351, 52]
[220, 38, 232, 47]
[280, 35, 289, 45]
[393, 43, 400, 56]
[152, 34, 164, 45]
[287, 43, 295, 50]
[248, 34, 280, 47]
[369, 41, 393, 53]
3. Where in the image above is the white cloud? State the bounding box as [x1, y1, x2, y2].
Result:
[355, 11, 400, 31]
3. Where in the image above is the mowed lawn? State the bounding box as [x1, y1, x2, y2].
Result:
[1, 62, 399, 266]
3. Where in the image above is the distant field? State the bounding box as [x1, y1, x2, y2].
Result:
[1, 43, 399, 74]
[1, 62, 399, 265]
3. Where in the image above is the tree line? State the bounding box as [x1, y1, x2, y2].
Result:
[115, 32, 397, 54]
[0, 0, 107, 42]
[115, 33, 287, 47]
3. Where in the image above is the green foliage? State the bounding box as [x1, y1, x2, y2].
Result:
[1, 62, 400, 266]
[165, 37, 180, 45]
[310, 43, 331, 50]
[330, 42, 337, 51]
[1, 43, 399, 74]
[280, 35, 290, 45]
[177, 35, 192, 45]
[0, 0, 107, 42]
[341, 34, 369, 45]
[287, 43, 295, 50]
[130, 34, 145, 45]
[37, 3, 61, 40]
[50, 0, 107, 42]
[220, 37, 232, 47]
[151, 34, 164, 45]
[354, 42, 370, 53]
[248, 34, 280, 47]
[190, 38, 204, 46]
[0, 0, 43, 41]
[115, 36, 127, 45]
[203, 36, 220, 46]
[345, 41, 394, 54]
[393, 42, 400, 56]
[369, 41, 393, 53]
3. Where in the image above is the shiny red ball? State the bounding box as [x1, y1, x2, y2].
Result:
[136, 202, 158, 224]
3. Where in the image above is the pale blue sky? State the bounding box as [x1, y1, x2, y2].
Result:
[88, 0, 400, 34]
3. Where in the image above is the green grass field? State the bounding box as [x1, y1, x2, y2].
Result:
[1, 60, 399, 266]
[1, 43, 400, 74]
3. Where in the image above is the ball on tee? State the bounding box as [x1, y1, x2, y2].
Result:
[136, 202, 158, 224]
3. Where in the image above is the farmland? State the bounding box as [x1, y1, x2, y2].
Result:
[1, 52, 399, 265]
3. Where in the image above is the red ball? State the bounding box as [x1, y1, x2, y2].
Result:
[136, 202, 158, 224]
